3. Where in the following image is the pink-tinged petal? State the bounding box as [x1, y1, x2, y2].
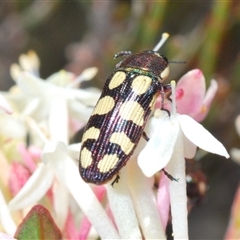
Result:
[69, 118, 84, 134]
[224, 185, 240, 239]
[64, 211, 80, 240]
[157, 173, 170, 229]
[8, 163, 54, 211]
[93, 186, 106, 201]
[0, 190, 16, 236]
[28, 145, 41, 163]
[0, 94, 13, 114]
[17, 144, 36, 173]
[79, 217, 91, 240]
[191, 79, 218, 122]
[0, 232, 16, 239]
[8, 162, 31, 196]
[176, 69, 205, 116]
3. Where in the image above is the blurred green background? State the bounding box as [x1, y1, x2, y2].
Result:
[1, 1, 240, 239]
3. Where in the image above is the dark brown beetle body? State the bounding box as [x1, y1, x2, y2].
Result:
[79, 50, 169, 185]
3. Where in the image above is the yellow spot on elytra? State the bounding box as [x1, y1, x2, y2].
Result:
[97, 154, 119, 173]
[80, 147, 93, 168]
[110, 132, 134, 155]
[119, 101, 144, 126]
[92, 96, 115, 115]
[109, 71, 126, 89]
[149, 93, 157, 110]
[131, 75, 152, 94]
[82, 127, 100, 144]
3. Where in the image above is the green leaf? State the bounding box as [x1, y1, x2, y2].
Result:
[14, 204, 62, 240]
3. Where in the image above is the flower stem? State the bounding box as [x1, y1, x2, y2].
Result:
[106, 167, 142, 239]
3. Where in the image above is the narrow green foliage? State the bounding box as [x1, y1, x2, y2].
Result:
[137, 2, 167, 50]
[199, 1, 231, 82]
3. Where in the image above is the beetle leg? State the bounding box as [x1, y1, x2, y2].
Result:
[142, 131, 150, 141]
[111, 175, 120, 187]
[162, 168, 178, 182]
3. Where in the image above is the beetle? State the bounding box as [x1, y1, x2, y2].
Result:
[79, 49, 170, 185]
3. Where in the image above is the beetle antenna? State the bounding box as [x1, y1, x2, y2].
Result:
[169, 60, 186, 64]
[153, 32, 169, 52]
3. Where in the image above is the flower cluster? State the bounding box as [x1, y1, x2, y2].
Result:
[0, 51, 229, 240]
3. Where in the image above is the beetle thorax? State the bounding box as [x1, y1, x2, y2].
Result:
[118, 50, 169, 82]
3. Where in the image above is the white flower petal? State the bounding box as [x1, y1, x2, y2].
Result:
[106, 167, 142, 239]
[67, 143, 81, 161]
[0, 115, 26, 140]
[21, 98, 40, 116]
[166, 129, 188, 239]
[138, 111, 179, 177]
[178, 114, 229, 158]
[16, 72, 47, 96]
[8, 163, 54, 211]
[19, 54, 33, 72]
[49, 98, 68, 144]
[0, 94, 13, 114]
[65, 88, 100, 105]
[52, 180, 69, 230]
[80, 67, 98, 81]
[235, 115, 240, 137]
[182, 133, 197, 159]
[230, 148, 240, 164]
[0, 190, 16, 235]
[10, 63, 22, 82]
[47, 71, 75, 86]
[0, 232, 16, 239]
[66, 67, 98, 88]
[204, 79, 218, 104]
[68, 100, 94, 122]
[127, 158, 166, 239]
[42, 141, 120, 239]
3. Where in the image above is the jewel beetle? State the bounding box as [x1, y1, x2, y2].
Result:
[79, 39, 170, 185]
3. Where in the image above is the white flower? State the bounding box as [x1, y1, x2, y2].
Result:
[0, 189, 16, 236]
[6, 51, 101, 230]
[2, 51, 100, 145]
[138, 81, 229, 239]
[9, 140, 120, 239]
